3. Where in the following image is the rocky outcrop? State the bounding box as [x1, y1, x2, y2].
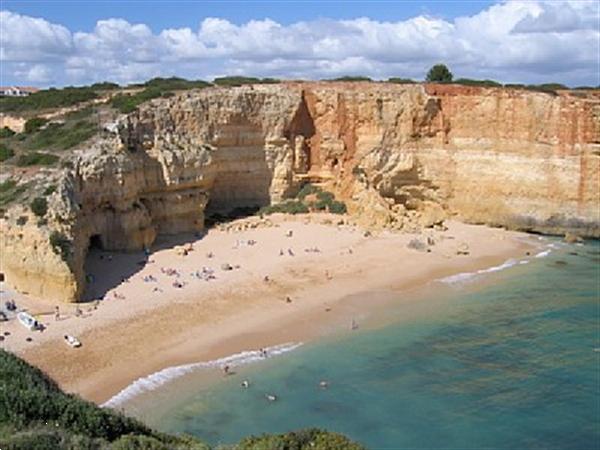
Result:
[0, 82, 598, 302]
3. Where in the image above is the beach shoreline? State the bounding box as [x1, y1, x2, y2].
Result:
[0, 214, 538, 405]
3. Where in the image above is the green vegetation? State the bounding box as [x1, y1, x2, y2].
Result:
[26, 120, 97, 151]
[24, 117, 49, 134]
[260, 183, 348, 216]
[0, 126, 16, 138]
[259, 200, 310, 215]
[48, 231, 72, 262]
[0, 350, 364, 450]
[327, 76, 373, 82]
[0, 143, 14, 162]
[16, 215, 28, 226]
[388, 77, 416, 84]
[139, 77, 211, 91]
[111, 88, 165, 113]
[30, 197, 48, 217]
[235, 428, 365, 449]
[426, 64, 453, 83]
[296, 183, 322, 199]
[43, 185, 57, 196]
[16, 152, 59, 167]
[213, 76, 280, 87]
[454, 78, 502, 88]
[90, 81, 120, 90]
[111, 77, 211, 113]
[0, 179, 27, 207]
[0, 87, 98, 113]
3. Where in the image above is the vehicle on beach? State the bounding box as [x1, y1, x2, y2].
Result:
[17, 312, 40, 331]
[64, 335, 81, 348]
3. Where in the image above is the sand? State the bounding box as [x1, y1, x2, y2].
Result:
[0, 214, 537, 404]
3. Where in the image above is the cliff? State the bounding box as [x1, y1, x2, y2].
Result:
[1, 82, 598, 302]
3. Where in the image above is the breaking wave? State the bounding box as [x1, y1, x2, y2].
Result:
[102, 342, 302, 409]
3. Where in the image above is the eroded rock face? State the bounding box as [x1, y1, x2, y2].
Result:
[1, 83, 598, 302]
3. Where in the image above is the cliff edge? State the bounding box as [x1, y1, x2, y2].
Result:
[1, 82, 598, 302]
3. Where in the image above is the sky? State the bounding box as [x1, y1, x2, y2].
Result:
[1, 0, 599, 88]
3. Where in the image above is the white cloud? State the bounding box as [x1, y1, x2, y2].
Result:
[0, 1, 598, 87]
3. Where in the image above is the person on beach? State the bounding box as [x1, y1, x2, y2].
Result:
[223, 365, 230, 376]
[286, 296, 292, 303]
[279, 249, 284, 256]
[54, 306, 60, 321]
[288, 248, 294, 256]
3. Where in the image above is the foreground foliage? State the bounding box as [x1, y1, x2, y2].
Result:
[0, 351, 365, 449]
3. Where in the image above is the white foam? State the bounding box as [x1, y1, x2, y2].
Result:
[439, 258, 520, 285]
[534, 249, 552, 258]
[101, 342, 302, 409]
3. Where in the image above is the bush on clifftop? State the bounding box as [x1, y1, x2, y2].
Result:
[425, 64, 453, 83]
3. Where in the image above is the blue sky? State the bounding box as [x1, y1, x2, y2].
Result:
[3, 1, 498, 30]
[1, 1, 598, 87]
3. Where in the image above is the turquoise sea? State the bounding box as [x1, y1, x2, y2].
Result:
[122, 239, 600, 449]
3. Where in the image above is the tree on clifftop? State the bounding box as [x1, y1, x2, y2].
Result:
[426, 64, 453, 82]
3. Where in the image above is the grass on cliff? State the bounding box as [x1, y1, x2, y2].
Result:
[112, 77, 212, 113]
[16, 152, 60, 167]
[0, 142, 15, 162]
[0, 87, 99, 114]
[25, 120, 98, 151]
[0, 179, 28, 207]
[0, 350, 365, 450]
[213, 76, 280, 87]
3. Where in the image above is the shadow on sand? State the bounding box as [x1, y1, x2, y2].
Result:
[82, 232, 207, 302]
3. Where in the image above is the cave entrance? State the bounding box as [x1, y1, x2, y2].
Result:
[89, 234, 103, 250]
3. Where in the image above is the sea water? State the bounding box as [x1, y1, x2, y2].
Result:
[124, 239, 600, 449]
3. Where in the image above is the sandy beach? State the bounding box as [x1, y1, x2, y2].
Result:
[0, 214, 537, 405]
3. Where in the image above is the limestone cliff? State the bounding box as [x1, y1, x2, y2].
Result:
[1, 83, 598, 302]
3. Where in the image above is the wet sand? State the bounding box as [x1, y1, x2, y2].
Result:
[0, 214, 536, 404]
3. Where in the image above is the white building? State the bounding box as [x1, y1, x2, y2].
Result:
[0, 86, 39, 97]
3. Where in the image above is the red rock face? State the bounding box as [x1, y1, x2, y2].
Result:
[282, 83, 599, 236]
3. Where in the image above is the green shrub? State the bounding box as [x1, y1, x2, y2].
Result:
[213, 76, 279, 86]
[316, 190, 335, 202]
[426, 64, 453, 83]
[0, 126, 16, 138]
[236, 428, 365, 449]
[0, 87, 98, 113]
[388, 77, 416, 84]
[110, 88, 164, 113]
[24, 117, 48, 134]
[16, 216, 28, 226]
[454, 78, 502, 88]
[0, 179, 17, 193]
[43, 185, 57, 196]
[49, 232, 71, 261]
[30, 197, 48, 217]
[296, 183, 321, 199]
[0, 142, 14, 161]
[327, 76, 372, 82]
[16, 152, 59, 167]
[90, 81, 120, 90]
[0, 179, 27, 207]
[259, 200, 309, 215]
[27, 120, 97, 151]
[140, 77, 211, 91]
[329, 200, 348, 214]
[110, 434, 169, 450]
